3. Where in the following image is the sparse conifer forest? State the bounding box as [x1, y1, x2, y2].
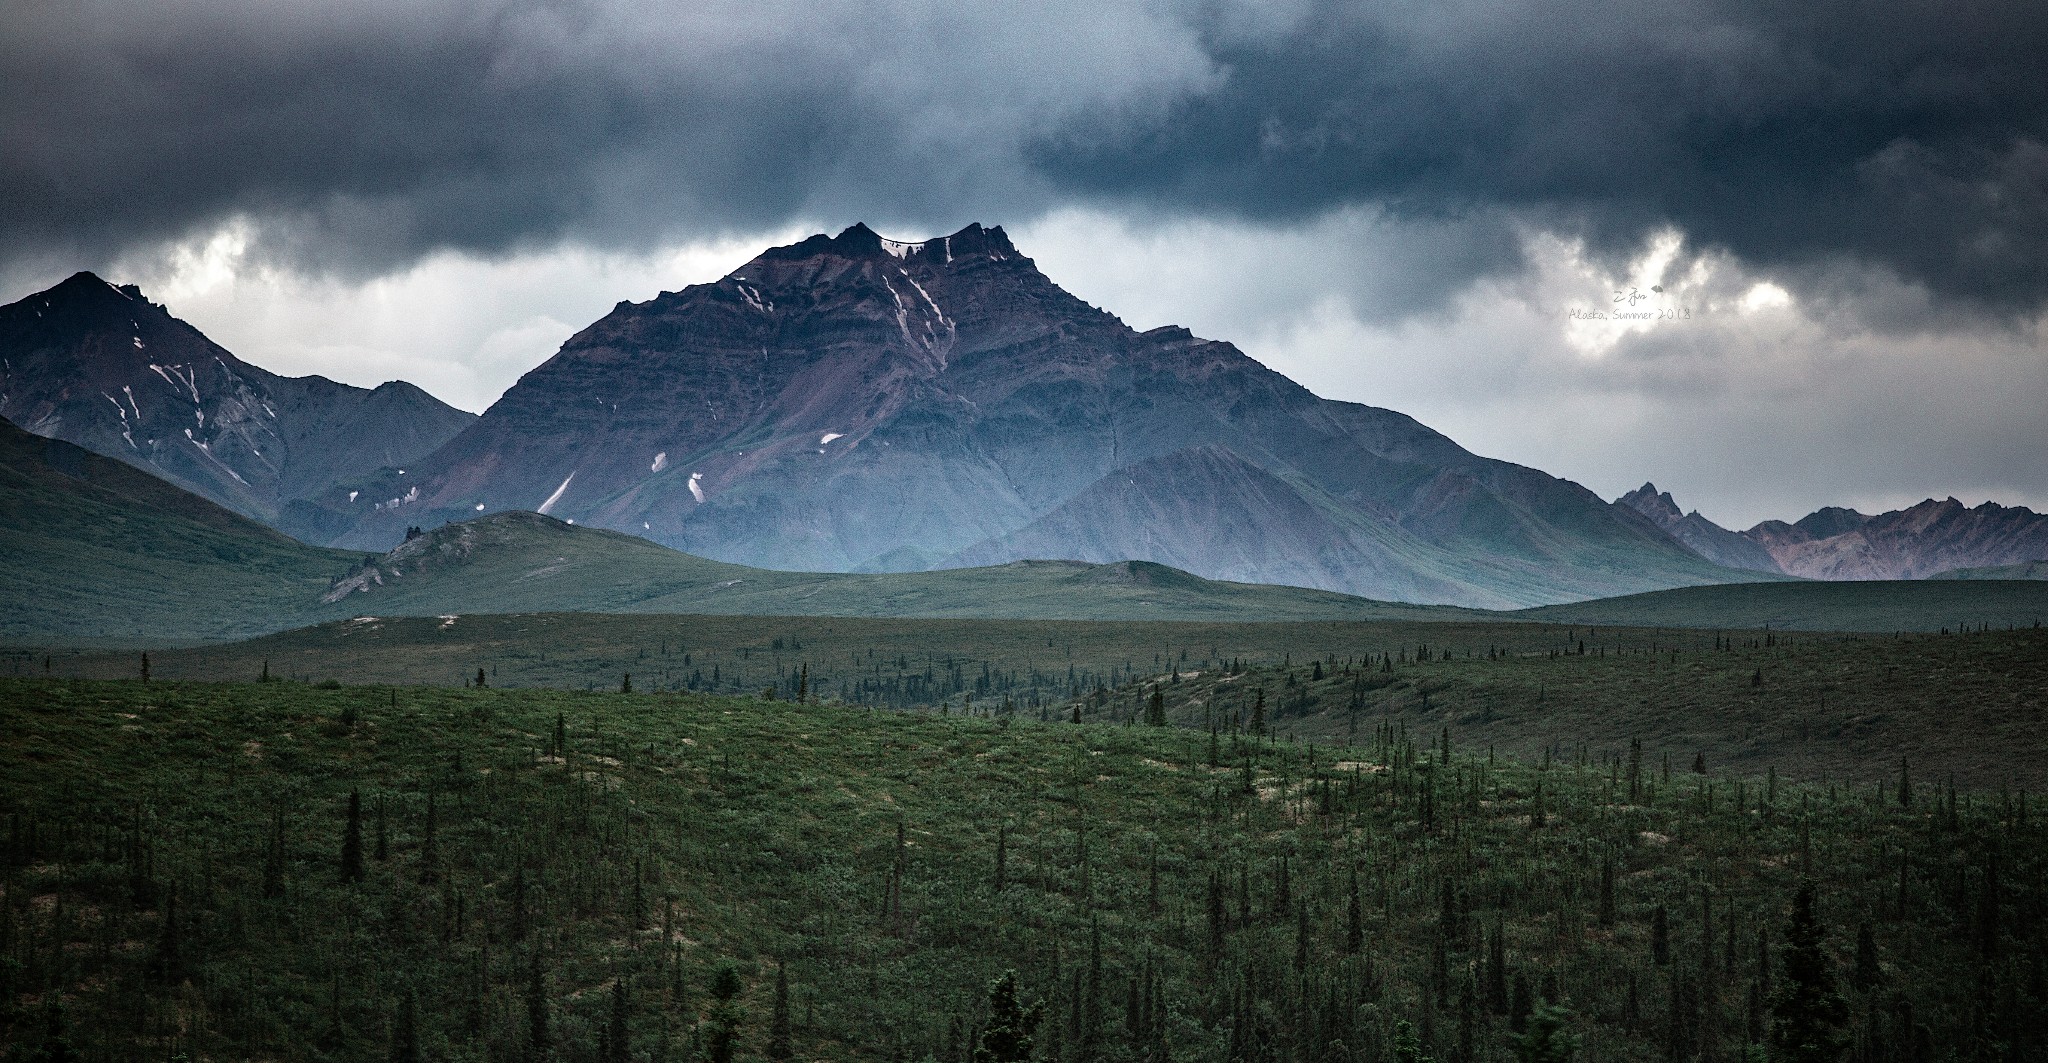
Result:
[0, 615, 2042, 1062]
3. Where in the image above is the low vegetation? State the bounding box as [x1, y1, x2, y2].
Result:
[1, 674, 2040, 1061]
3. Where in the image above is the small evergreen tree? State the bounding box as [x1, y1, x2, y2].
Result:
[1346, 867, 1364, 954]
[1510, 1001, 1579, 1063]
[1769, 883, 1848, 1063]
[767, 966, 792, 1061]
[607, 979, 630, 1063]
[341, 790, 364, 882]
[389, 987, 420, 1063]
[972, 969, 1043, 1063]
[1597, 854, 1616, 927]
[525, 950, 550, 1060]
[705, 961, 744, 1063]
[25, 998, 80, 1063]
[262, 807, 286, 899]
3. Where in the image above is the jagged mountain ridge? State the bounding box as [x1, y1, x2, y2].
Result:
[1616, 483, 1783, 573]
[0, 272, 475, 528]
[1618, 483, 2048, 581]
[322, 222, 1738, 608]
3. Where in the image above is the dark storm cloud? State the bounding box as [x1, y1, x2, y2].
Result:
[1037, 0, 2048, 314]
[3, 0, 2044, 311]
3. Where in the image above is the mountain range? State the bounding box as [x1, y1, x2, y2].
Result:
[1617, 483, 2048, 581]
[4, 224, 2044, 612]
[0, 272, 474, 537]
[11, 412, 2042, 645]
[269, 222, 1743, 608]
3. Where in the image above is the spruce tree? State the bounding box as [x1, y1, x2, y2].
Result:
[705, 961, 743, 1063]
[149, 884, 181, 987]
[26, 998, 80, 1063]
[1510, 1001, 1580, 1062]
[607, 979, 630, 1063]
[1852, 923, 1878, 993]
[1485, 921, 1508, 1014]
[1509, 973, 1532, 1032]
[418, 794, 439, 885]
[767, 966, 792, 1060]
[1597, 853, 1616, 927]
[262, 808, 286, 899]
[972, 969, 1042, 1063]
[389, 987, 420, 1063]
[1769, 883, 1848, 1063]
[1652, 904, 1670, 966]
[1347, 868, 1364, 954]
[341, 790, 364, 882]
[526, 950, 550, 1061]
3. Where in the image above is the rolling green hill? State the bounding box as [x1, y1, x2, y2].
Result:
[0, 426, 1467, 643]
[0, 418, 359, 643]
[1519, 578, 2048, 632]
[1927, 560, 2048, 580]
[319, 511, 1473, 625]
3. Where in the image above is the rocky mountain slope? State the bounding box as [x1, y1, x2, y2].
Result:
[1754, 497, 2048, 580]
[320, 223, 1739, 608]
[1615, 483, 1783, 573]
[1618, 483, 2048, 582]
[0, 272, 474, 531]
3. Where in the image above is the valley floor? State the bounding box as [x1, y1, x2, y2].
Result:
[0, 676, 2040, 1061]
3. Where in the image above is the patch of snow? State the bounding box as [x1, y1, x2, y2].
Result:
[537, 471, 575, 515]
[688, 472, 705, 503]
[819, 432, 844, 445]
[565, 519, 575, 525]
[121, 386, 139, 419]
[643, 522, 650, 529]
[651, 451, 668, 473]
[900, 270, 949, 326]
[133, 337, 143, 349]
[879, 237, 924, 259]
[348, 491, 359, 503]
[439, 615, 459, 629]
[475, 503, 486, 511]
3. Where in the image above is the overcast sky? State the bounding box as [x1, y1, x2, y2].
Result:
[4, 0, 2044, 529]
